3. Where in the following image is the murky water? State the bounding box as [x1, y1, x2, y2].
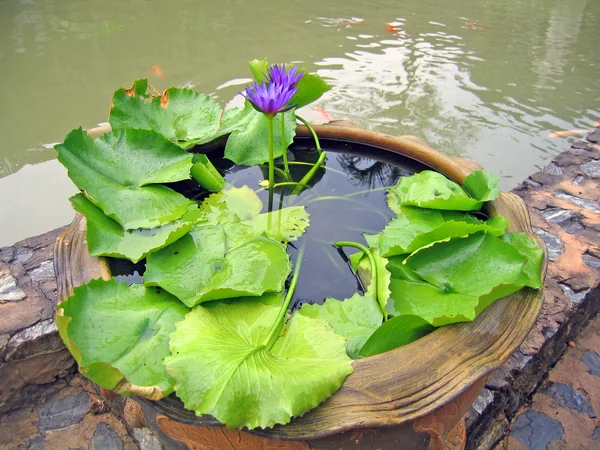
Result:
[1, 0, 599, 246]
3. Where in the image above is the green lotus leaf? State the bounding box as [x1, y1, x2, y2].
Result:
[388, 279, 480, 326]
[57, 278, 189, 398]
[109, 80, 222, 147]
[369, 207, 508, 257]
[499, 232, 544, 289]
[70, 194, 204, 263]
[191, 154, 226, 191]
[144, 226, 292, 307]
[224, 106, 296, 166]
[165, 299, 353, 429]
[358, 314, 434, 357]
[348, 248, 391, 317]
[56, 128, 194, 230]
[462, 170, 501, 202]
[386, 254, 423, 282]
[404, 232, 529, 296]
[289, 72, 331, 109]
[388, 171, 491, 212]
[299, 284, 383, 358]
[200, 186, 310, 244]
[249, 58, 270, 83]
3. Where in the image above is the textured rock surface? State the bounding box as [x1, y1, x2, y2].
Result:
[0, 374, 159, 450]
[495, 313, 600, 449]
[467, 129, 600, 449]
[0, 226, 77, 414]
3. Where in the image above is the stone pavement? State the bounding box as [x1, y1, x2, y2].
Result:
[496, 312, 600, 450]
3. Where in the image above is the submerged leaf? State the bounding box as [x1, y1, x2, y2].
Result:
[71, 194, 204, 263]
[109, 81, 222, 147]
[144, 226, 292, 307]
[166, 299, 353, 429]
[200, 186, 309, 244]
[57, 278, 189, 397]
[358, 314, 434, 357]
[56, 128, 194, 230]
[224, 107, 296, 166]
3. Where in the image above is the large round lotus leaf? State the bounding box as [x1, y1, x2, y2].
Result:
[109, 79, 222, 147]
[404, 232, 528, 296]
[55, 128, 194, 230]
[165, 299, 353, 429]
[57, 278, 189, 398]
[70, 194, 204, 263]
[144, 225, 292, 307]
[224, 106, 297, 166]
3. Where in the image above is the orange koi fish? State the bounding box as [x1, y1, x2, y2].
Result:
[466, 21, 486, 30]
[151, 65, 166, 79]
[548, 129, 592, 138]
[313, 107, 334, 123]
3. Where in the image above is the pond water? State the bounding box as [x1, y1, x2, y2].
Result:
[1, 0, 599, 247]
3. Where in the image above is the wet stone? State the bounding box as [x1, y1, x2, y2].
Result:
[581, 160, 600, 178]
[4, 318, 61, 361]
[583, 253, 600, 269]
[532, 227, 564, 260]
[544, 382, 596, 418]
[559, 284, 590, 305]
[510, 410, 563, 449]
[583, 351, 600, 377]
[38, 391, 90, 432]
[593, 425, 600, 440]
[573, 175, 584, 185]
[91, 423, 124, 450]
[0, 273, 26, 302]
[537, 208, 584, 234]
[543, 162, 563, 176]
[554, 190, 600, 214]
[27, 437, 44, 450]
[29, 260, 55, 283]
[587, 131, 600, 143]
[132, 428, 163, 450]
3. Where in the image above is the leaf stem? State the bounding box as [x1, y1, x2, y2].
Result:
[292, 151, 327, 196]
[287, 161, 350, 178]
[334, 241, 384, 318]
[255, 181, 311, 194]
[296, 115, 322, 153]
[264, 246, 305, 350]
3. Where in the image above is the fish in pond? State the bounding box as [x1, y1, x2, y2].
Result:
[313, 107, 334, 123]
[548, 129, 592, 138]
[466, 21, 487, 30]
[151, 65, 166, 79]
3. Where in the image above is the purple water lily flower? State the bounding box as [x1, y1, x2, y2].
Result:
[242, 64, 305, 116]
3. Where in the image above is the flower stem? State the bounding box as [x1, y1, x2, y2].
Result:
[264, 245, 305, 350]
[292, 151, 326, 196]
[267, 115, 275, 212]
[280, 115, 290, 176]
